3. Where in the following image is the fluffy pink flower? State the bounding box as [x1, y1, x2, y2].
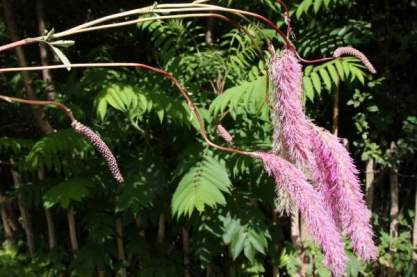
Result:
[71, 120, 124, 183]
[270, 49, 314, 167]
[216, 124, 233, 144]
[270, 49, 319, 214]
[309, 125, 378, 261]
[253, 151, 347, 276]
[333, 46, 376, 74]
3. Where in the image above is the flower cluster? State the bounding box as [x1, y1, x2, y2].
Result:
[264, 49, 377, 276]
[71, 120, 124, 183]
[333, 46, 376, 74]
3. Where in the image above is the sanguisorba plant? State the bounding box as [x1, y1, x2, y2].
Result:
[265, 45, 378, 276]
[0, 1, 379, 275]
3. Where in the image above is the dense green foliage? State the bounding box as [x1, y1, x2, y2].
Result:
[0, 0, 416, 276]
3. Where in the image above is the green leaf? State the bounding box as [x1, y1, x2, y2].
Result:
[43, 177, 94, 208]
[51, 45, 71, 71]
[303, 76, 315, 102]
[171, 155, 232, 218]
[310, 72, 322, 95]
[319, 68, 332, 91]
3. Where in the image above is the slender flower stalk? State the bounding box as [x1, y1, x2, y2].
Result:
[310, 125, 378, 261]
[71, 120, 124, 183]
[253, 151, 347, 276]
[216, 124, 233, 145]
[333, 46, 376, 74]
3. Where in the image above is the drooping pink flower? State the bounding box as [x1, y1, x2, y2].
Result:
[216, 124, 233, 145]
[252, 151, 347, 276]
[71, 120, 124, 183]
[270, 49, 319, 214]
[309, 125, 378, 261]
[270, 49, 314, 168]
[333, 46, 376, 74]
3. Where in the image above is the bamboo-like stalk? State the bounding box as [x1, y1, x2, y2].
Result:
[2, 0, 54, 134]
[413, 180, 417, 262]
[115, 217, 127, 277]
[67, 205, 79, 251]
[157, 213, 165, 243]
[0, 192, 15, 244]
[389, 144, 399, 251]
[182, 227, 191, 277]
[365, 159, 375, 210]
[10, 168, 35, 256]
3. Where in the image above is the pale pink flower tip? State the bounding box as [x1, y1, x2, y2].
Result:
[333, 46, 376, 74]
[216, 124, 233, 144]
[253, 151, 347, 277]
[71, 120, 124, 183]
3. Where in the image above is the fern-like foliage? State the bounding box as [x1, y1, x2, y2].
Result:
[303, 57, 367, 102]
[25, 129, 92, 175]
[221, 212, 270, 263]
[171, 155, 232, 218]
[209, 75, 271, 119]
[296, 0, 354, 18]
[43, 177, 95, 208]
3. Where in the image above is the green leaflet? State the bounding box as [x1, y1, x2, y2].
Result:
[43, 177, 95, 209]
[209, 75, 270, 119]
[303, 57, 367, 102]
[171, 155, 232, 218]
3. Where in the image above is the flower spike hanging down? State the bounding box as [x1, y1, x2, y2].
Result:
[71, 120, 124, 183]
[333, 46, 376, 74]
[310, 125, 378, 261]
[270, 49, 319, 214]
[252, 151, 347, 276]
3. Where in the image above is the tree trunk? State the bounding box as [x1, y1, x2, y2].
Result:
[157, 213, 165, 243]
[365, 159, 375, 210]
[413, 181, 417, 263]
[0, 193, 15, 244]
[389, 145, 399, 251]
[67, 205, 79, 252]
[2, 0, 54, 134]
[290, 211, 302, 277]
[36, 0, 57, 100]
[10, 168, 35, 256]
[115, 217, 127, 277]
[38, 169, 57, 249]
[182, 227, 191, 277]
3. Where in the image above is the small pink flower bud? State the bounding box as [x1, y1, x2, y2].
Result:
[333, 46, 376, 74]
[71, 120, 124, 183]
[216, 124, 233, 144]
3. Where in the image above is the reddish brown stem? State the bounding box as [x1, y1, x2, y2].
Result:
[0, 63, 255, 158]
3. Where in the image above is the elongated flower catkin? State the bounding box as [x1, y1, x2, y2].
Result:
[216, 124, 233, 144]
[310, 125, 378, 261]
[270, 49, 318, 214]
[270, 49, 314, 167]
[71, 120, 124, 183]
[333, 46, 376, 74]
[253, 151, 347, 276]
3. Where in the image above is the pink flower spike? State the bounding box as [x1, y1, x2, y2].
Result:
[216, 124, 233, 145]
[333, 46, 377, 74]
[253, 151, 347, 277]
[71, 120, 124, 183]
[309, 125, 378, 261]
